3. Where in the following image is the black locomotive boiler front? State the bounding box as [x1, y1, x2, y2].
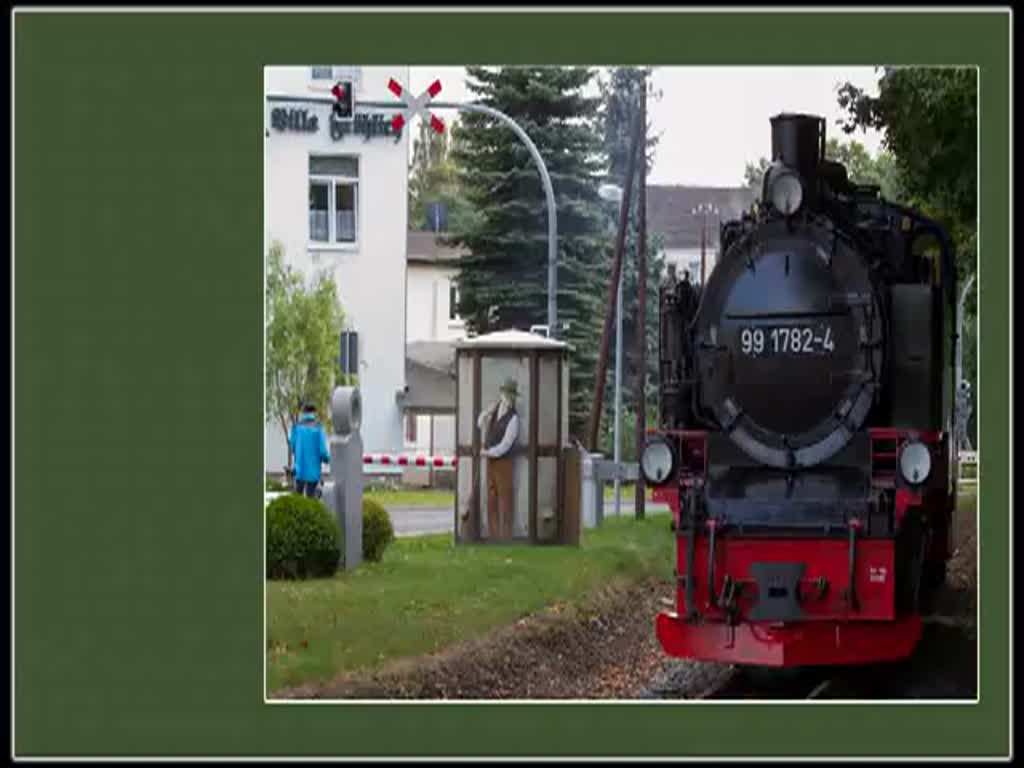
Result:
[649, 111, 957, 546]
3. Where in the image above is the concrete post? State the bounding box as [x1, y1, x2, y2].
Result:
[322, 386, 364, 571]
[581, 452, 605, 529]
[956, 273, 976, 392]
[955, 273, 976, 454]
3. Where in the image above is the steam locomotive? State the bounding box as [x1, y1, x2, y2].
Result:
[646, 113, 959, 666]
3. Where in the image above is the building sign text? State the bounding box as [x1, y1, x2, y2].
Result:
[270, 108, 318, 133]
[330, 113, 403, 143]
[269, 105, 403, 144]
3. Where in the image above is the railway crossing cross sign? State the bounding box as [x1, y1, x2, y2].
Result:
[387, 77, 445, 135]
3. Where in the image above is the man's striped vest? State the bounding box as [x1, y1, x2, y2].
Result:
[484, 406, 517, 451]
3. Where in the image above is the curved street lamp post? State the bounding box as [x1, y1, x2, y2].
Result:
[599, 183, 625, 517]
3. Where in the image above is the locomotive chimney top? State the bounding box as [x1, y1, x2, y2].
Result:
[770, 113, 826, 182]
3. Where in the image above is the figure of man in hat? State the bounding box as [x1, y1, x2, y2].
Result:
[476, 377, 520, 539]
[288, 401, 331, 498]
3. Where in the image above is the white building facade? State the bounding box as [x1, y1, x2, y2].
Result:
[646, 185, 755, 285]
[264, 65, 411, 472]
[405, 231, 466, 344]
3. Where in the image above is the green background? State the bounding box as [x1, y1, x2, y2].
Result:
[13, 10, 1011, 758]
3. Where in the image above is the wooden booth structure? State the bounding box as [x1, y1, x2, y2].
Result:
[454, 330, 580, 545]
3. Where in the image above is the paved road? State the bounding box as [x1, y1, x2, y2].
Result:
[384, 506, 455, 538]
[385, 502, 670, 538]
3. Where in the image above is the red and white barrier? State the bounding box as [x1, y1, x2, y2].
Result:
[363, 454, 457, 468]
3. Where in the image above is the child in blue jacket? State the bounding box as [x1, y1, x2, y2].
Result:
[288, 402, 331, 498]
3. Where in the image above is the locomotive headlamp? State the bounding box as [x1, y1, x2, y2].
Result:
[899, 440, 932, 485]
[640, 437, 676, 486]
[768, 168, 804, 216]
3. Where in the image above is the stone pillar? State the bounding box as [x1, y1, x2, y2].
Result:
[322, 386, 364, 571]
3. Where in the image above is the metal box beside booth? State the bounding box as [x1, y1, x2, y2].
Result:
[454, 330, 579, 545]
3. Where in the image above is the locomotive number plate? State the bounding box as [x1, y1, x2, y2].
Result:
[738, 325, 835, 356]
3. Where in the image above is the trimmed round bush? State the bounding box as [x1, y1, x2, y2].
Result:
[266, 493, 341, 579]
[362, 498, 395, 563]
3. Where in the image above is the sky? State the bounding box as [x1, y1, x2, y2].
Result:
[409, 66, 885, 187]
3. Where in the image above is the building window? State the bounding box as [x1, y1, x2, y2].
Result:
[309, 156, 358, 245]
[406, 413, 418, 443]
[312, 66, 334, 80]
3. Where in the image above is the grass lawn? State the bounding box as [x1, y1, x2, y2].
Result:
[363, 488, 454, 507]
[957, 487, 977, 508]
[266, 511, 673, 694]
[603, 483, 654, 501]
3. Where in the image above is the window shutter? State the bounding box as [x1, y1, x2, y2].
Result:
[339, 331, 359, 376]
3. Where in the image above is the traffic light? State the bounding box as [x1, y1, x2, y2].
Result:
[331, 81, 352, 119]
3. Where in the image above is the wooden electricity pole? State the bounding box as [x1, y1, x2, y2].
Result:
[634, 78, 648, 521]
[586, 110, 644, 453]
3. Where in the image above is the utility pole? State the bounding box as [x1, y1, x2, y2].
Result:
[634, 78, 648, 521]
[692, 202, 719, 285]
[587, 110, 644, 452]
[699, 210, 705, 284]
[613, 268, 623, 516]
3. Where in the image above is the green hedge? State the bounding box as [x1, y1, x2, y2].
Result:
[266, 493, 341, 579]
[362, 498, 395, 563]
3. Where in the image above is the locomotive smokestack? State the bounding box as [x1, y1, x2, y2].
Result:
[770, 113, 826, 183]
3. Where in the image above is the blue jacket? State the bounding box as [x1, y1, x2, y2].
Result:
[289, 413, 330, 483]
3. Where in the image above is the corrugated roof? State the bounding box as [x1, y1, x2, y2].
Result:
[645, 185, 755, 249]
[403, 341, 456, 413]
[407, 340, 456, 375]
[407, 230, 467, 264]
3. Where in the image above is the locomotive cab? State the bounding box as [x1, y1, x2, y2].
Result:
[651, 113, 958, 667]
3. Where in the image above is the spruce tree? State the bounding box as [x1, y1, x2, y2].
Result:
[447, 66, 611, 440]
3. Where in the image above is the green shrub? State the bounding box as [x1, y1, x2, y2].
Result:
[362, 498, 395, 563]
[266, 493, 341, 579]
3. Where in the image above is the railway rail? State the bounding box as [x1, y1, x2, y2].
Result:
[695, 665, 839, 700]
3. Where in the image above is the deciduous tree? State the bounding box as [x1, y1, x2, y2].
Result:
[407, 117, 478, 232]
[265, 241, 346, 467]
[838, 67, 978, 444]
